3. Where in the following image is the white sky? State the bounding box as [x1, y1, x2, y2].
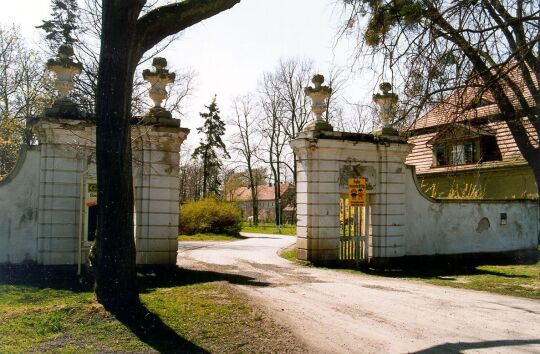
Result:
[0, 0, 380, 147]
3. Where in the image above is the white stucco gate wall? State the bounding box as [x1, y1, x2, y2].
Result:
[404, 168, 538, 256]
[0, 116, 188, 267]
[0, 148, 41, 264]
[292, 129, 539, 267]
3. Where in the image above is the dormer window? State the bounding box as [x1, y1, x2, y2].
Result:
[428, 124, 501, 167]
[434, 140, 476, 166]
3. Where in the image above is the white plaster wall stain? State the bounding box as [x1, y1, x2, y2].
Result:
[476, 217, 491, 233]
[514, 221, 524, 236]
[18, 208, 37, 227]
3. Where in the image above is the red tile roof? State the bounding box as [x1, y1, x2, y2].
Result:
[229, 183, 293, 202]
[410, 64, 537, 131]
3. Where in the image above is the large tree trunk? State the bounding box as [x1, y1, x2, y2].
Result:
[91, 0, 241, 312]
[94, 0, 144, 312]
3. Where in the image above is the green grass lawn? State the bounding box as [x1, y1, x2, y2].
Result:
[241, 222, 296, 236]
[399, 260, 540, 299]
[178, 233, 246, 242]
[0, 267, 302, 353]
[280, 247, 540, 300]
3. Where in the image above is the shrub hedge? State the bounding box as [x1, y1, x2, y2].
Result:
[179, 198, 242, 235]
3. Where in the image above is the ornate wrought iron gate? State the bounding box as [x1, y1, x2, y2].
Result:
[339, 196, 369, 266]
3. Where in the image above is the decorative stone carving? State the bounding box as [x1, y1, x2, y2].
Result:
[304, 74, 333, 132]
[45, 45, 83, 118]
[143, 57, 176, 124]
[373, 82, 398, 134]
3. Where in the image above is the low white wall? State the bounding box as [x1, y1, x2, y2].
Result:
[404, 166, 539, 256]
[0, 147, 40, 263]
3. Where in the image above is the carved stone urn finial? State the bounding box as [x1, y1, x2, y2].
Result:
[44, 44, 83, 118]
[304, 74, 333, 132]
[373, 82, 398, 134]
[143, 57, 176, 121]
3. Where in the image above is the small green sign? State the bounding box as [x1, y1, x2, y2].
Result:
[87, 183, 98, 198]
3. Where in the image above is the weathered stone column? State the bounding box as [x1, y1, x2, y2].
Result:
[133, 58, 188, 266]
[291, 130, 410, 266]
[365, 139, 410, 266]
[30, 118, 95, 265]
[293, 75, 338, 264]
[293, 76, 410, 266]
[29, 45, 92, 265]
[292, 133, 341, 264]
[132, 124, 188, 266]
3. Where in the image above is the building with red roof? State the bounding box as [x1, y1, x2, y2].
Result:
[406, 66, 538, 199]
[227, 183, 296, 223]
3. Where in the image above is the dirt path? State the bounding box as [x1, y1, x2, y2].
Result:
[177, 233, 540, 353]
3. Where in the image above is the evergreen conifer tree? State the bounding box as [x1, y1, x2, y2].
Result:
[192, 96, 230, 198]
[37, 0, 79, 48]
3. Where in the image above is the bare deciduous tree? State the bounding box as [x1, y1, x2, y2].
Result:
[230, 94, 262, 224]
[0, 25, 51, 176]
[258, 71, 292, 225]
[341, 0, 539, 189]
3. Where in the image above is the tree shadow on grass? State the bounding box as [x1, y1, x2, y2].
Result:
[0, 265, 270, 353]
[111, 301, 209, 354]
[137, 266, 270, 293]
[0, 264, 270, 292]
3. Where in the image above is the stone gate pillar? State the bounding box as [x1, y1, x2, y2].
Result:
[292, 76, 410, 266]
[291, 130, 410, 266]
[132, 124, 188, 266]
[134, 57, 188, 266]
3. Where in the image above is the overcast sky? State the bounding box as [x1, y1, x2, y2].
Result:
[0, 0, 381, 147]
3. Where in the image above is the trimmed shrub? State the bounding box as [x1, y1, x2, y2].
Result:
[179, 198, 242, 235]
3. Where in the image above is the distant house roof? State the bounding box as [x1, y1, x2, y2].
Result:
[229, 183, 293, 202]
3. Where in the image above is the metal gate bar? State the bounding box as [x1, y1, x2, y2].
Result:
[340, 197, 368, 265]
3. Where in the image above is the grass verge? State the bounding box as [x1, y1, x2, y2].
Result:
[241, 222, 296, 236]
[178, 233, 246, 242]
[280, 247, 540, 300]
[280, 246, 297, 263]
[367, 259, 540, 300]
[0, 267, 303, 353]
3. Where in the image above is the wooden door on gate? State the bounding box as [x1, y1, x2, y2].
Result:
[339, 195, 369, 265]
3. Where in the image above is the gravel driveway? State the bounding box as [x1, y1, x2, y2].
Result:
[177, 233, 540, 354]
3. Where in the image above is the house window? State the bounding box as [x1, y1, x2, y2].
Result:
[434, 141, 476, 166]
[435, 146, 446, 166]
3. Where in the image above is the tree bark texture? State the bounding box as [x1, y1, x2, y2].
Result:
[94, 0, 241, 312]
[94, 0, 144, 311]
